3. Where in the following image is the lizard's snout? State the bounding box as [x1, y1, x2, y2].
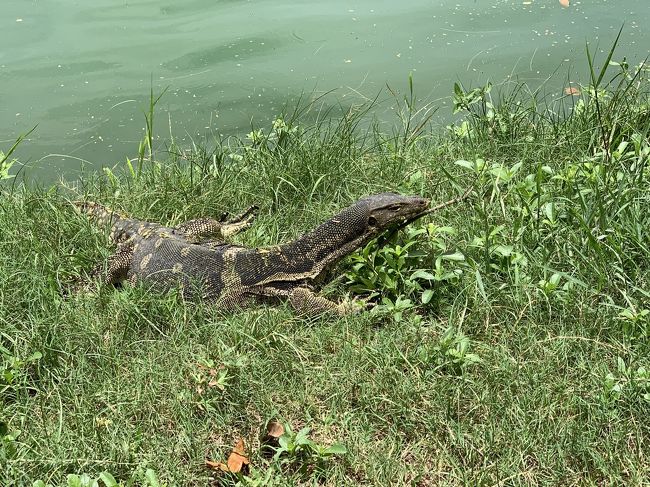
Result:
[411, 196, 430, 211]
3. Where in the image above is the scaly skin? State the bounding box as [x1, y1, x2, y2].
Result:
[75, 193, 430, 315]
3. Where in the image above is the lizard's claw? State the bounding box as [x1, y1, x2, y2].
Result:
[225, 205, 259, 225]
[338, 294, 376, 315]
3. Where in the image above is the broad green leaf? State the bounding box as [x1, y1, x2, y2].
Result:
[510, 161, 523, 175]
[27, 351, 42, 362]
[323, 443, 347, 455]
[410, 270, 435, 281]
[441, 251, 465, 261]
[435, 226, 456, 235]
[454, 160, 475, 171]
[490, 165, 509, 180]
[492, 245, 513, 257]
[278, 435, 289, 449]
[295, 426, 311, 445]
[66, 475, 81, 487]
[475, 270, 487, 301]
[99, 472, 118, 487]
[144, 469, 160, 487]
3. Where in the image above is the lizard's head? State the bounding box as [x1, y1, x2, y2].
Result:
[275, 192, 432, 280]
[359, 192, 430, 235]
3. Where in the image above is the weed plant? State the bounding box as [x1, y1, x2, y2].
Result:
[1, 45, 649, 485]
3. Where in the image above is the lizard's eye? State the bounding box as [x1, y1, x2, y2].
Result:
[387, 204, 401, 211]
[368, 216, 377, 226]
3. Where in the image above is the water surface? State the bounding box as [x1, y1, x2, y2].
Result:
[1, 0, 648, 179]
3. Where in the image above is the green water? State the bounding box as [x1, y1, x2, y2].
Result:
[1, 0, 648, 179]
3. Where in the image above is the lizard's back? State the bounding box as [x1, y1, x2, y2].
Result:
[130, 236, 240, 301]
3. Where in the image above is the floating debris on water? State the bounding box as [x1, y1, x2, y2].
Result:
[564, 86, 581, 96]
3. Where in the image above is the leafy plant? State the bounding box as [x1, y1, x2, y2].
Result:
[453, 82, 494, 121]
[416, 326, 481, 375]
[0, 151, 17, 180]
[345, 223, 466, 314]
[450, 81, 531, 143]
[602, 357, 650, 406]
[188, 350, 247, 412]
[31, 469, 164, 487]
[467, 224, 527, 277]
[1, 420, 21, 462]
[1, 344, 42, 400]
[617, 305, 650, 339]
[272, 423, 346, 470]
[0, 126, 36, 180]
[246, 116, 300, 155]
[372, 296, 415, 323]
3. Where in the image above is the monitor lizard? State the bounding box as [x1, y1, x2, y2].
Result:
[75, 192, 465, 315]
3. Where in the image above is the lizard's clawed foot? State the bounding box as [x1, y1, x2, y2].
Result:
[220, 205, 259, 238]
[224, 205, 259, 225]
[61, 275, 98, 299]
[335, 295, 376, 316]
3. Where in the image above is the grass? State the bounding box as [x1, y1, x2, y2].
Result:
[1, 47, 650, 486]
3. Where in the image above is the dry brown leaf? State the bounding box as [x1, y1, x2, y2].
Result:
[205, 438, 250, 474]
[205, 459, 228, 472]
[227, 439, 250, 472]
[261, 420, 285, 451]
[266, 421, 284, 438]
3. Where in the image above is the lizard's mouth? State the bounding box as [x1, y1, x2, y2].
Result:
[376, 197, 431, 241]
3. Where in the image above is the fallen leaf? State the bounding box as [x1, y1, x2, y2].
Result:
[205, 459, 228, 472]
[266, 421, 284, 439]
[206, 438, 250, 474]
[227, 439, 250, 472]
[260, 420, 285, 453]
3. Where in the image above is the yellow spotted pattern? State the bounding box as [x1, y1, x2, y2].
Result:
[140, 253, 152, 270]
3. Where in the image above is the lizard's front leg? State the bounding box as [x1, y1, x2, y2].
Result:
[67, 241, 135, 296]
[103, 241, 135, 286]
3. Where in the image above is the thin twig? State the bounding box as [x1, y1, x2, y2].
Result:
[423, 184, 474, 216]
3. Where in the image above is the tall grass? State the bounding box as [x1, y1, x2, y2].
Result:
[1, 48, 649, 486]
